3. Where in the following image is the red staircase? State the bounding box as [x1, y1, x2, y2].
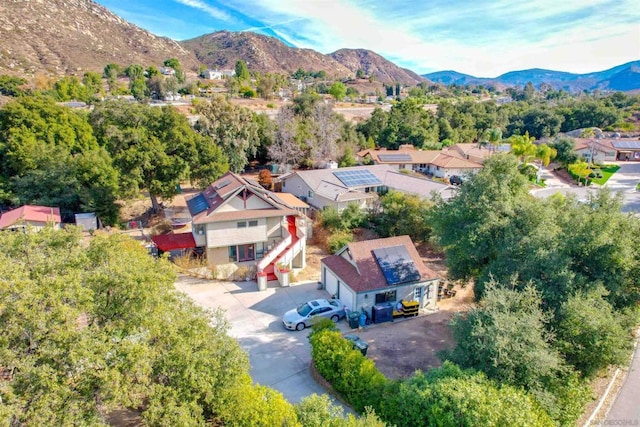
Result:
[264, 216, 299, 281]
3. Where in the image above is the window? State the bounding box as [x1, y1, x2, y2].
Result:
[414, 287, 422, 300]
[375, 290, 397, 304]
[237, 221, 247, 228]
[228, 246, 237, 262]
[256, 242, 265, 259]
[248, 220, 258, 227]
[308, 190, 314, 199]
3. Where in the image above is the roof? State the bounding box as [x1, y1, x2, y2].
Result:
[321, 235, 438, 293]
[270, 192, 310, 209]
[0, 205, 62, 229]
[381, 171, 454, 199]
[573, 138, 616, 152]
[187, 172, 298, 224]
[358, 147, 483, 169]
[151, 232, 196, 252]
[285, 165, 396, 193]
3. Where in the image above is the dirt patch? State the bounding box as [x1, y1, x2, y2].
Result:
[352, 310, 455, 379]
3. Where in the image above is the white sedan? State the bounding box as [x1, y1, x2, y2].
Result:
[282, 298, 346, 331]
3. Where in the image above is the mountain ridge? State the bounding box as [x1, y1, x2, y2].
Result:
[423, 61, 640, 92]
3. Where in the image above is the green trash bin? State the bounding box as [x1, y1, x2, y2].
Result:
[344, 334, 369, 356]
[348, 311, 360, 329]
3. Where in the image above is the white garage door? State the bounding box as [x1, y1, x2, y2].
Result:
[324, 267, 338, 296]
[340, 286, 355, 311]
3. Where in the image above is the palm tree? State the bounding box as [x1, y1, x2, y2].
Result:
[509, 132, 536, 162]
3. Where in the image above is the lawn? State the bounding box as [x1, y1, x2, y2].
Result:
[590, 164, 620, 185]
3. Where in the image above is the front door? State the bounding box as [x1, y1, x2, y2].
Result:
[238, 244, 255, 262]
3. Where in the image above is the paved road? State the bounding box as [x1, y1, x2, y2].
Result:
[531, 162, 640, 214]
[606, 341, 640, 424]
[175, 277, 352, 410]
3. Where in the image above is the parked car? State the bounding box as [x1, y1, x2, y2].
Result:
[283, 298, 346, 331]
[449, 175, 464, 185]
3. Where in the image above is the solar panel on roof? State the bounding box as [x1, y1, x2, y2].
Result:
[333, 169, 383, 188]
[612, 141, 640, 150]
[186, 193, 208, 215]
[372, 245, 421, 286]
[378, 153, 412, 162]
[215, 179, 232, 189]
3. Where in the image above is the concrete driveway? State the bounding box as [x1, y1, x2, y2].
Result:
[604, 162, 640, 214]
[175, 276, 350, 406]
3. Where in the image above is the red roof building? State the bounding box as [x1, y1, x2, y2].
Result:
[0, 205, 62, 231]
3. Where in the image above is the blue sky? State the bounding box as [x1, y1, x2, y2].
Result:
[94, 0, 639, 77]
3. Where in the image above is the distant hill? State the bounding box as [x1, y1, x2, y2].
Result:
[424, 61, 640, 92]
[329, 49, 426, 86]
[0, 0, 200, 76]
[180, 31, 352, 80]
[180, 32, 424, 85]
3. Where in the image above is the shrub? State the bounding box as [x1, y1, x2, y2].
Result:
[309, 329, 387, 412]
[327, 230, 353, 253]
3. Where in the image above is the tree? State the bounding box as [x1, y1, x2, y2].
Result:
[355, 69, 365, 79]
[235, 60, 250, 82]
[0, 75, 27, 96]
[369, 190, 433, 242]
[0, 228, 265, 426]
[550, 137, 578, 165]
[0, 96, 120, 223]
[124, 64, 145, 81]
[380, 362, 554, 427]
[329, 81, 347, 101]
[268, 106, 303, 170]
[509, 132, 537, 162]
[103, 63, 121, 93]
[163, 58, 185, 83]
[257, 169, 273, 190]
[444, 282, 590, 425]
[429, 154, 530, 281]
[90, 101, 200, 212]
[337, 145, 356, 167]
[82, 71, 103, 100]
[555, 286, 631, 377]
[310, 103, 341, 163]
[194, 96, 259, 173]
[535, 143, 557, 167]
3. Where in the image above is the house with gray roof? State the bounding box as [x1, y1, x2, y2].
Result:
[321, 235, 439, 318]
[278, 165, 452, 212]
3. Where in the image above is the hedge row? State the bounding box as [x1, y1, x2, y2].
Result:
[309, 324, 554, 427]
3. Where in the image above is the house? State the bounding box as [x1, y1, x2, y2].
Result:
[0, 205, 61, 231]
[159, 67, 176, 76]
[278, 165, 453, 212]
[442, 143, 511, 164]
[321, 235, 439, 318]
[201, 69, 236, 80]
[185, 172, 308, 282]
[573, 138, 618, 163]
[573, 138, 640, 162]
[358, 145, 483, 178]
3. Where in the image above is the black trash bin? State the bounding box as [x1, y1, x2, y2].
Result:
[348, 311, 360, 329]
[344, 334, 369, 356]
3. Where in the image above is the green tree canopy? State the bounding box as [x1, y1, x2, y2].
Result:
[234, 60, 250, 82]
[0, 96, 120, 223]
[90, 101, 205, 211]
[329, 81, 347, 101]
[194, 96, 259, 173]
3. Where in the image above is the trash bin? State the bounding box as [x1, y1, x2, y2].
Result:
[348, 311, 360, 329]
[344, 334, 369, 356]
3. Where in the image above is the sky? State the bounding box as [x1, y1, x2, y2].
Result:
[94, 0, 640, 77]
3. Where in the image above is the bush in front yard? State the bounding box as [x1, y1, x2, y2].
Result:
[309, 329, 387, 412]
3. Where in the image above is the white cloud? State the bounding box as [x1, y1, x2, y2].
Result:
[174, 0, 231, 21]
